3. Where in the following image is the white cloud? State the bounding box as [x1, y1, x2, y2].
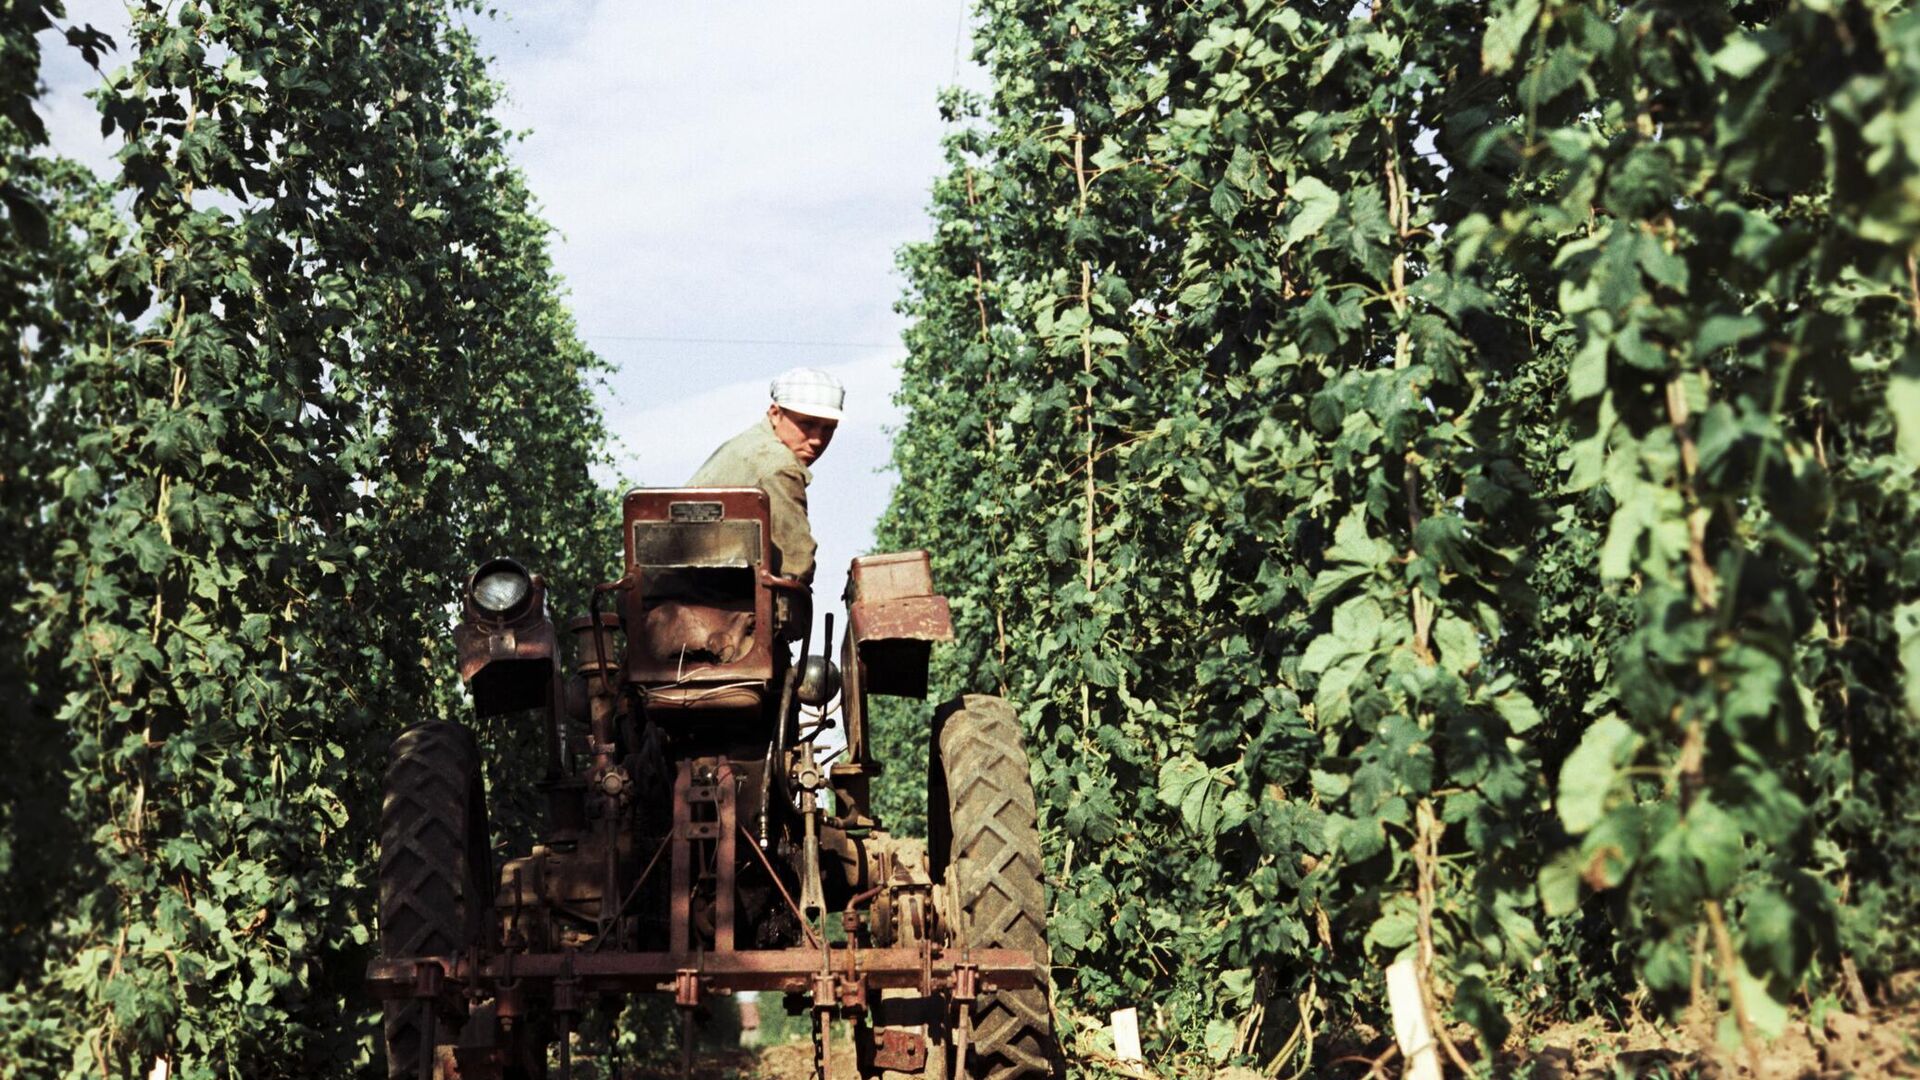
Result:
[479, 1, 981, 356]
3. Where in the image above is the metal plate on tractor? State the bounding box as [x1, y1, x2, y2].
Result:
[631, 520, 763, 568]
[872, 1028, 927, 1070]
[668, 500, 725, 523]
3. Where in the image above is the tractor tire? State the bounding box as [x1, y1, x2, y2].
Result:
[930, 694, 1059, 1080]
[379, 721, 494, 1079]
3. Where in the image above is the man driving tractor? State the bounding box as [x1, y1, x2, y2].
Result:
[370, 357, 1059, 1080]
[687, 366, 843, 633]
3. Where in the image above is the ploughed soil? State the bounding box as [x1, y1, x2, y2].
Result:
[1492, 972, 1920, 1079]
[1495, 998, 1919, 1079]
[621, 974, 1920, 1079]
[747, 1040, 855, 1080]
[615, 1037, 850, 1080]
[1317, 972, 1920, 1079]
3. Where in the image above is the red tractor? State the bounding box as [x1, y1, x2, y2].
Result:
[367, 488, 1057, 1079]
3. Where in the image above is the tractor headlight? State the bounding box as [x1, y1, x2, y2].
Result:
[470, 558, 533, 618]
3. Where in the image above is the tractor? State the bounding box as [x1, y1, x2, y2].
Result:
[366, 487, 1057, 1079]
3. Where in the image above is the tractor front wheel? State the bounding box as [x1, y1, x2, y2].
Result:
[378, 721, 494, 1078]
[928, 694, 1059, 1080]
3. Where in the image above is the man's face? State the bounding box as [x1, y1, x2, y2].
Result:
[768, 404, 837, 465]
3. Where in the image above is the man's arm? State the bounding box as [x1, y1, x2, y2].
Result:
[763, 463, 817, 584]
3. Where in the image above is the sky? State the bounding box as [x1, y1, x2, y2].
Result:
[38, 0, 986, 632]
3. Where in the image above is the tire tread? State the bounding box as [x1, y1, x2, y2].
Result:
[936, 694, 1058, 1080]
[378, 721, 488, 1079]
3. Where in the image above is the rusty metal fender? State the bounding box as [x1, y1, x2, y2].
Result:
[846, 551, 954, 699]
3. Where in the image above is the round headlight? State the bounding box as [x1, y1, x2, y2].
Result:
[472, 565, 531, 615]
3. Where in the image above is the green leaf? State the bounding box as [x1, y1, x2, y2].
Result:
[1365, 894, 1419, 953]
[1481, 0, 1542, 75]
[1327, 509, 1393, 567]
[1284, 176, 1339, 248]
[1158, 755, 1230, 835]
[1556, 717, 1641, 834]
[1311, 768, 1351, 800]
[1434, 614, 1481, 673]
[1682, 800, 1744, 897]
[1898, 602, 1920, 720]
[1693, 313, 1764, 356]
[1452, 975, 1512, 1057]
[1332, 596, 1384, 651]
[1717, 956, 1789, 1045]
[1493, 692, 1543, 735]
[1711, 35, 1771, 79]
[1204, 1017, 1238, 1064]
[1539, 849, 1583, 916]
[1340, 815, 1386, 861]
[1567, 335, 1608, 401]
[128, 525, 173, 574]
[1220, 967, 1256, 1008]
[1891, 353, 1920, 467]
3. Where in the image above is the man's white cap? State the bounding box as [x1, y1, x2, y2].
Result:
[770, 366, 845, 421]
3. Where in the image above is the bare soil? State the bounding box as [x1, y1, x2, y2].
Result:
[1493, 972, 1920, 1079]
[1505, 1000, 1920, 1079]
[613, 1035, 852, 1080]
[639, 976, 1920, 1079]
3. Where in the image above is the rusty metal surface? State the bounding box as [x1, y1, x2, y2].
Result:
[847, 596, 949, 702]
[846, 550, 953, 652]
[668, 764, 695, 955]
[387, 524, 1055, 1079]
[848, 595, 952, 701]
[496, 826, 645, 951]
[631, 520, 764, 569]
[454, 604, 558, 686]
[846, 550, 936, 604]
[715, 773, 737, 953]
[848, 595, 955, 646]
[871, 1028, 927, 1071]
[668, 759, 741, 955]
[458, 562, 559, 737]
[366, 946, 1044, 998]
[621, 487, 777, 688]
[622, 488, 772, 570]
[563, 613, 623, 675]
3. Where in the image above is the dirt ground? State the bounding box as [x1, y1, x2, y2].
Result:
[615, 1037, 851, 1080]
[1490, 972, 1920, 1079]
[1500, 1001, 1920, 1078]
[627, 976, 1920, 1079]
[750, 1039, 855, 1080]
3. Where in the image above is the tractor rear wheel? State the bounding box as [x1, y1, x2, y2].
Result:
[929, 694, 1059, 1080]
[379, 721, 494, 1078]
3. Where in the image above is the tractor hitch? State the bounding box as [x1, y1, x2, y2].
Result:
[365, 944, 1043, 1000]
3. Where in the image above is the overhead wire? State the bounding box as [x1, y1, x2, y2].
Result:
[579, 333, 896, 350]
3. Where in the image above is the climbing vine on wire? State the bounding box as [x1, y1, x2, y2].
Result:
[1, 2, 611, 1076]
[879, 0, 1920, 1070]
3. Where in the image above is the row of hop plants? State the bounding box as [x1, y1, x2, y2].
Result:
[2, 2, 614, 1076]
[876, 0, 1920, 1072]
